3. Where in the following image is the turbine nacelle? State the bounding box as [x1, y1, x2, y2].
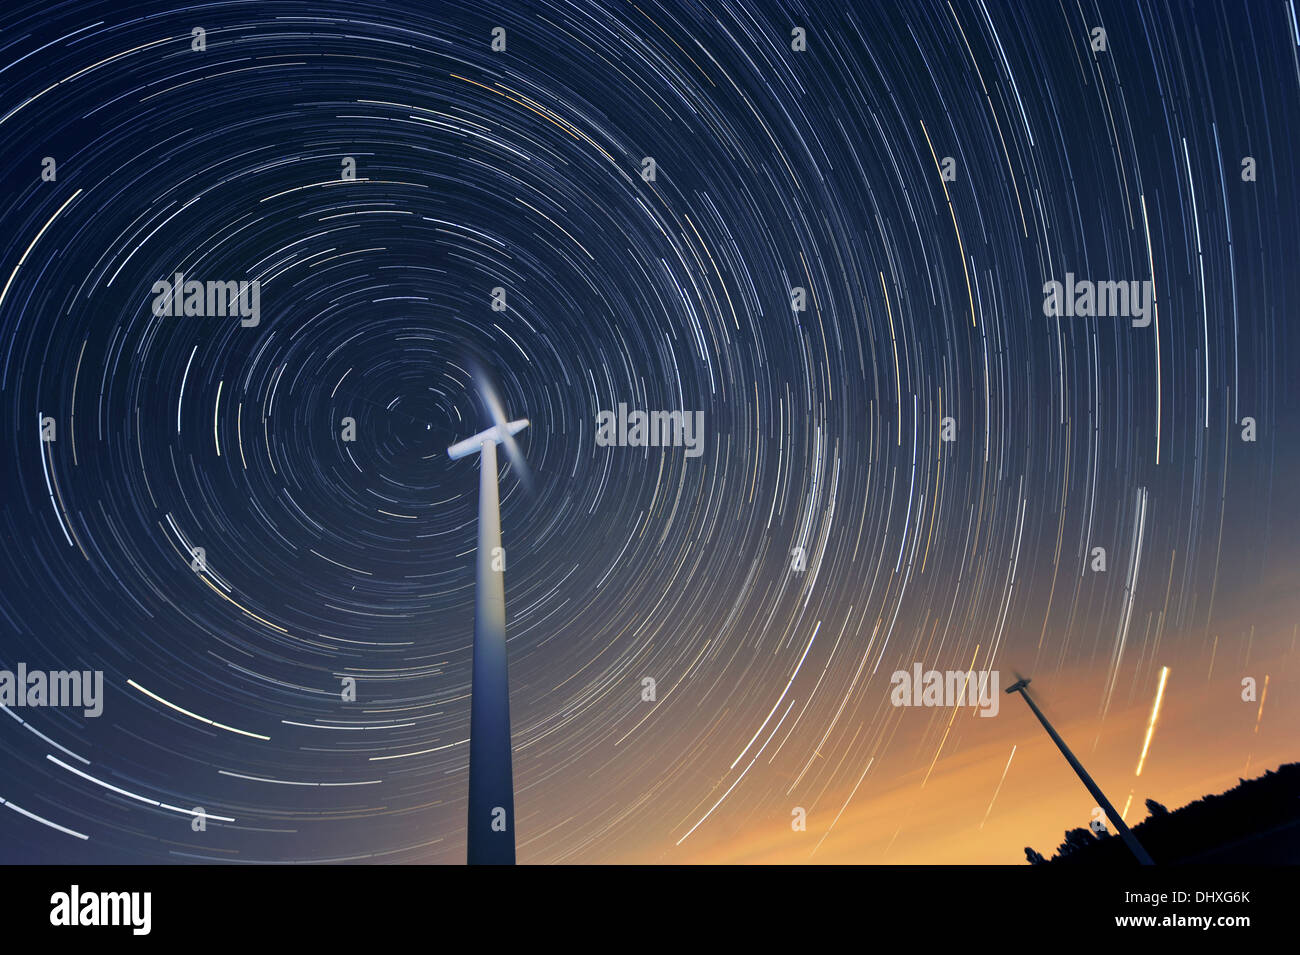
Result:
[447, 419, 530, 460]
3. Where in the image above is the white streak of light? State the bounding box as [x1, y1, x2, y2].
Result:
[979, 745, 1016, 830]
[1135, 666, 1169, 777]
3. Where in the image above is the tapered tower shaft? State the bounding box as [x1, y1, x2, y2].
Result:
[1007, 679, 1154, 865]
[466, 439, 515, 864]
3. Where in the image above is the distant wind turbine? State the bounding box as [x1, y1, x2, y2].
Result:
[1006, 675, 1155, 865]
[448, 372, 529, 865]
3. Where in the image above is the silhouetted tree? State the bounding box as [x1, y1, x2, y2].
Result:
[1023, 763, 1300, 864]
[1057, 827, 1096, 857]
[1145, 798, 1169, 817]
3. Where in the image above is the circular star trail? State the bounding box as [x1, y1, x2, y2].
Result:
[0, 0, 1296, 863]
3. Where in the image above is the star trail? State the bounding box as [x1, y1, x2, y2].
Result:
[0, 0, 1296, 866]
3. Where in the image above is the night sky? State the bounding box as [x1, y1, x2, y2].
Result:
[0, 0, 1296, 864]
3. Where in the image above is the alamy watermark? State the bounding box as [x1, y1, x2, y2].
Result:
[890, 664, 1000, 717]
[50, 885, 150, 935]
[0, 664, 103, 717]
[1043, 272, 1152, 327]
[595, 404, 704, 458]
[151, 273, 260, 327]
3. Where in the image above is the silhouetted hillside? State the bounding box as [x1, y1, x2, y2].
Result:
[1025, 763, 1300, 864]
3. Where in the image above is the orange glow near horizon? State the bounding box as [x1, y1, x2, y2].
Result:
[581, 640, 1296, 865]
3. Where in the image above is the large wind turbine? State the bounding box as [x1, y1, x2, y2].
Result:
[448, 374, 529, 865]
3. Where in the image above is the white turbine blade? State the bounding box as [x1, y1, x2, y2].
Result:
[448, 420, 530, 460]
[500, 427, 530, 488]
[447, 425, 497, 459]
[479, 373, 509, 429]
[481, 374, 529, 485]
[458, 372, 532, 488]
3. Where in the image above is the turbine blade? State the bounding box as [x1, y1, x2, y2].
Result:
[478, 372, 508, 429]
[501, 431, 530, 490]
[471, 370, 532, 490]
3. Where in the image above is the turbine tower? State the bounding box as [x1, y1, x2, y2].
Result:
[1006, 676, 1155, 865]
[448, 376, 529, 865]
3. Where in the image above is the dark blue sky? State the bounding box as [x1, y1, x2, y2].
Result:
[0, 0, 1296, 863]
